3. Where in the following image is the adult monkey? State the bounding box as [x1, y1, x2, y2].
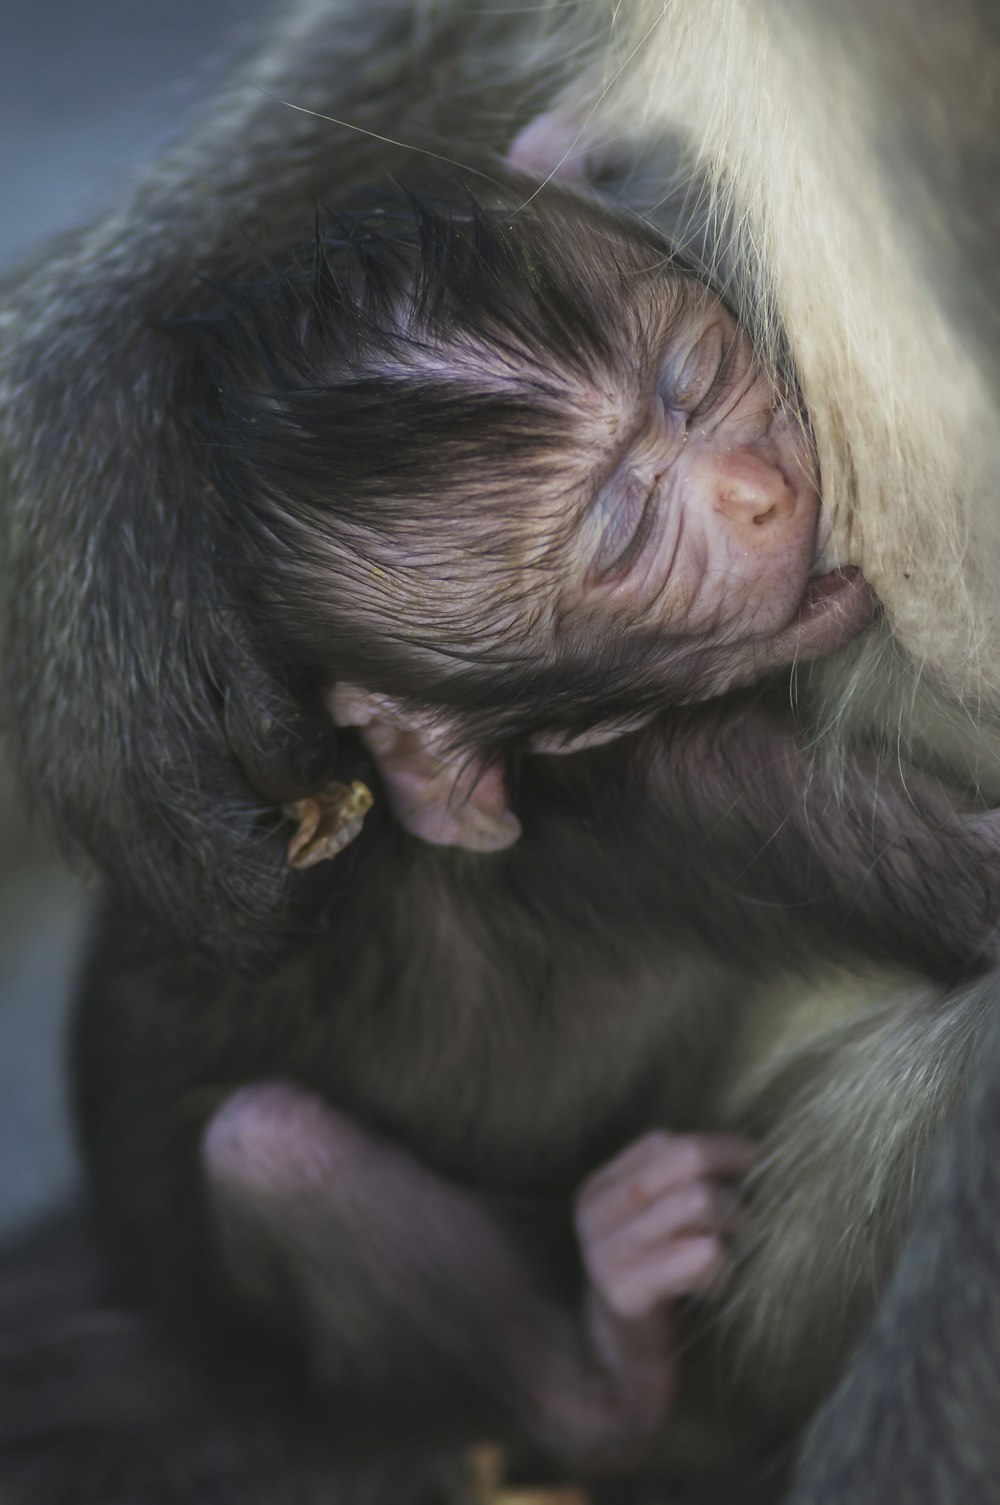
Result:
[0, 6, 998, 1505]
[502, 9, 1000, 1499]
[581, 8, 1000, 1500]
[533, 15, 1000, 1498]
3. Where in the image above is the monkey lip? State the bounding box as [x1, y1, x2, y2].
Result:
[771, 566, 877, 661]
[800, 565, 869, 609]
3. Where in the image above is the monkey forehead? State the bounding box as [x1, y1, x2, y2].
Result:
[339, 182, 709, 385]
[381, 279, 693, 415]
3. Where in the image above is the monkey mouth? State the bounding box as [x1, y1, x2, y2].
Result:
[800, 565, 870, 609]
[772, 566, 877, 662]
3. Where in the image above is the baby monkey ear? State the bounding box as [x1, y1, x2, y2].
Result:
[327, 685, 522, 853]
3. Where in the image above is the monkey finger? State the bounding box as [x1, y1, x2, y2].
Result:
[596, 1180, 743, 1263]
[583, 1183, 741, 1295]
[590, 1235, 729, 1320]
[576, 1131, 756, 1243]
[584, 1130, 757, 1201]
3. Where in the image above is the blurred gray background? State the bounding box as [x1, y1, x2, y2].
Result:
[0, 0, 270, 1241]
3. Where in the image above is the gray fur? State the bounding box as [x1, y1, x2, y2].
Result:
[1, 1, 999, 1502]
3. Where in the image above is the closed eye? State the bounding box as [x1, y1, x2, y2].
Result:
[671, 325, 722, 412]
[664, 321, 745, 423]
[590, 473, 658, 584]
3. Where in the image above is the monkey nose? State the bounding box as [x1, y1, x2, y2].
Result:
[712, 449, 798, 527]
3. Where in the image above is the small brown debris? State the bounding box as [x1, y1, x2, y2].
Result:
[284, 780, 374, 868]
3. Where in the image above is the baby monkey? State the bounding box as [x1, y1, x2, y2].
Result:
[69, 172, 877, 1487]
[67, 174, 972, 1494]
[195, 172, 871, 853]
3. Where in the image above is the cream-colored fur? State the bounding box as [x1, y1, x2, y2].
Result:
[491, 0, 1000, 1436]
[517, 1, 1000, 734]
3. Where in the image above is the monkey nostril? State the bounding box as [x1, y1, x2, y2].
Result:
[716, 462, 795, 526]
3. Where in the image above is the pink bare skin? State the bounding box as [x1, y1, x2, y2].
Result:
[511, 105, 874, 693]
[203, 1080, 754, 1471]
[563, 301, 870, 682]
[330, 295, 872, 851]
[572, 1129, 757, 1459]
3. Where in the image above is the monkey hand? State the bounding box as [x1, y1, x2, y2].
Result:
[577, 1129, 757, 1318]
[568, 1131, 755, 1464]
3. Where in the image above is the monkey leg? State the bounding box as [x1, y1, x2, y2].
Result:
[203, 1080, 676, 1474]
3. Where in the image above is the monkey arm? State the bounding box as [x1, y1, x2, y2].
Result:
[613, 700, 1000, 980]
[0, 6, 370, 968]
[0, 0, 537, 972]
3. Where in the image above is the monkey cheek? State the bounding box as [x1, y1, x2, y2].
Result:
[692, 566, 875, 695]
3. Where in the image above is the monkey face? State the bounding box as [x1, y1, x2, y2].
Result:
[197, 182, 875, 777]
[325, 280, 873, 850]
[566, 297, 874, 704]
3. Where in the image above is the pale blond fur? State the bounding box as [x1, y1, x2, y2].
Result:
[490, 0, 1000, 1435]
[513, 1, 1000, 758]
